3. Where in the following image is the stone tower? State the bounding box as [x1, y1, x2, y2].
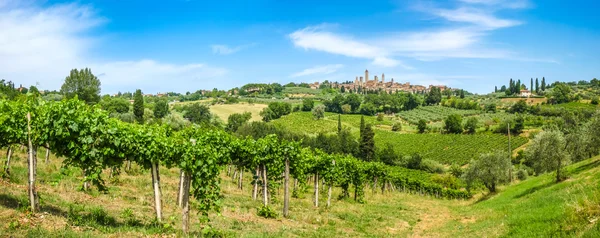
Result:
[359, 76, 363, 85]
[382, 73, 385, 84]
[374, 75, 378, 83]
[365, 69, 369, 82]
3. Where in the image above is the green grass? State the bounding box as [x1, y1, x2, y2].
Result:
[542, 101, 599, 112]
[3, 148, 600, 237]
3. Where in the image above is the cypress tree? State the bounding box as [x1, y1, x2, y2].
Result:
[509, 78, 514, 95]
[530, 78, 533, 91]
[359, 124, 376, 161]
[541, 77, 546, 91]
[495, 86, 498, 93]
[535, 78, 539, 94]
[337, 114, 342, 134]
[133, 89, 144, 124]
[360, 115, 365, 135]
[516, 79, 521, 93]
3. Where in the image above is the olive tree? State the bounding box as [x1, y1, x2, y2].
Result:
[463, 151, 511, 193]
[312, 104, 325, 120]
[60, 68, 101, 104]
[525, 130, 570, 182]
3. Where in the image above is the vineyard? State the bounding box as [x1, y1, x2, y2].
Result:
[396, 106, 481, 124]
[0, 97, 469, 235]
[375, 131, 529, 165]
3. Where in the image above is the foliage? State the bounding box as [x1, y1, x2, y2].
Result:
[183, 103, 212, 125]
[443, 114, 463, 134]
[525, 130, 570, 182]
[312, 104, 325, 120]
[397, 106, 480, 125]
[359, 124, 376, 161]
[153, 99, 169, 119]
[508, 100, 528, 113]
[133, 89, 144, 124]
[417, 119, 427, 133]
[377, 143, 401, 166]
[101, 97, 130, 114]
[302, 98, 314, 111]
[260, 102, 292, 122]
[226, 112, 252, 133]
[425, 86, 442, 105]
[464, 117, 478, 134]
[548, 83, 575, 104]
[463, 151, 511, 192]
[391, 122, 402, 132]
[60, 68, 101, 104]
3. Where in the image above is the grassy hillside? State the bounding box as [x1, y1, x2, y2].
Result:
[271, 112, 528, 165]
[2, 149, 600, 237]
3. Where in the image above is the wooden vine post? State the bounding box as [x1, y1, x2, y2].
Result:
[151, 161, 162, 222]
[283, 157, 290, 217]
[26, 112, 38, 212]
[314, 171, 319, 207]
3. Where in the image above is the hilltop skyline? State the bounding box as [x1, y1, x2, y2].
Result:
[1, 0, 599, 94]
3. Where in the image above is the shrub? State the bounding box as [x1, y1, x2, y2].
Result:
[464, 117, 478, 134]
[449, 163, 463, 178]
[431, 174, 460, 189]
[257, 206, 278, 219]
[417, 119, 427, 133]
[391, 123, 402, 132]
[420, 159, 445, 174]
[341, 104, 352, 114]
[302, 98, 314, 111]
[443, 114, 463, 134]
[377, 113, 384, 121]
[516, 169, 529, 181]
[591, 97, 599, 105]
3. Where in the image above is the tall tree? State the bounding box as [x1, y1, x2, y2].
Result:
[463, 151, 511, 193]
[460, 90, 465, 99]
[530, 78, 533, 91]
[359, 124, 376, 161]
[541, 77, 546, 91]
[359, 115, 365, 134]
[60, 68, 101, 104]
[494, 86, 498, 93]
[154, 99, 169, 119]
[133, 89, 144, 124]
[535, 78, 539, 94]
[443, 114, 463, 134]
[509, 78, 514, 95]
[425, 86, 442, 105]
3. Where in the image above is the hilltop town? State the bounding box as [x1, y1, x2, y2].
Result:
[309, 69, 449, 94]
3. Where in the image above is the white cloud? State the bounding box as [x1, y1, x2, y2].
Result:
[434, 7, 521, 29]
[290, 64, 344, 78]
[289, 25, 407, 68]
[0, 2, 227, 94]
[211, 43, 256, 55]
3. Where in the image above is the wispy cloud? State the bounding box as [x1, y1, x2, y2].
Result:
[434, 7, 521, 29]
[0, 2, 227, 93]
[289, 0, 536, 66]
[289, 24, 409, 68]
[211, 43, 256, 55]
[290, 64, 344, 78]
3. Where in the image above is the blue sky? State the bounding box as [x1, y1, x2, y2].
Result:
[1, 0, 599, 94]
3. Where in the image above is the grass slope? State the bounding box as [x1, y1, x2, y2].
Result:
[210, 103, 268, 122]
[2, 148, 600, 237]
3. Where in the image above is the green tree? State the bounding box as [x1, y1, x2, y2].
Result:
[464, 117, 478, 134]
[443, 114, 463, 134]
[312, 104, 325, 120]
[525, 130, 569, 182]
[153, 99, 169, 119]
[60, 68, 101, 104]
[302, 98, 314, 111]
[541, 77, 546, 91]
[101, 97, 130, 113]
[463, 151, 511, 193]
[344, 94, 362, 112]
[485, 103, 497, 113]
[425, 86, 442, 105]
[509, 100, 528, 113]
[226, 112, 252, 133]
[460, 90, 465, 99]
[530, 78, 533, 92]
[359, 124, 376, 161]
[378, 143, 400, 166]
[535, 78, 539, 93]
[417, 119, 427, 133]
[337, 114, 342, 134]
[184, 103, 212, 125]
[133, 89, 144, 124]
[549, 83, 573, 104]
[392, 122, 402, 132]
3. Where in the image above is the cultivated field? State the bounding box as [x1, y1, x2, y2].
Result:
[501, 97, 547, 105]
[210, 103, 268, 122]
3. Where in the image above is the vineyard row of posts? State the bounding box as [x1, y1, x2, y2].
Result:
[0, 96, 470, 233]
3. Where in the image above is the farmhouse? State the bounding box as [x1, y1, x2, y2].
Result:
[520, 89, 532, 97]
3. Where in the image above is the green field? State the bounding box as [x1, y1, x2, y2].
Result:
[396, 106, 481, 124]
[271, 111, 528, 165]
